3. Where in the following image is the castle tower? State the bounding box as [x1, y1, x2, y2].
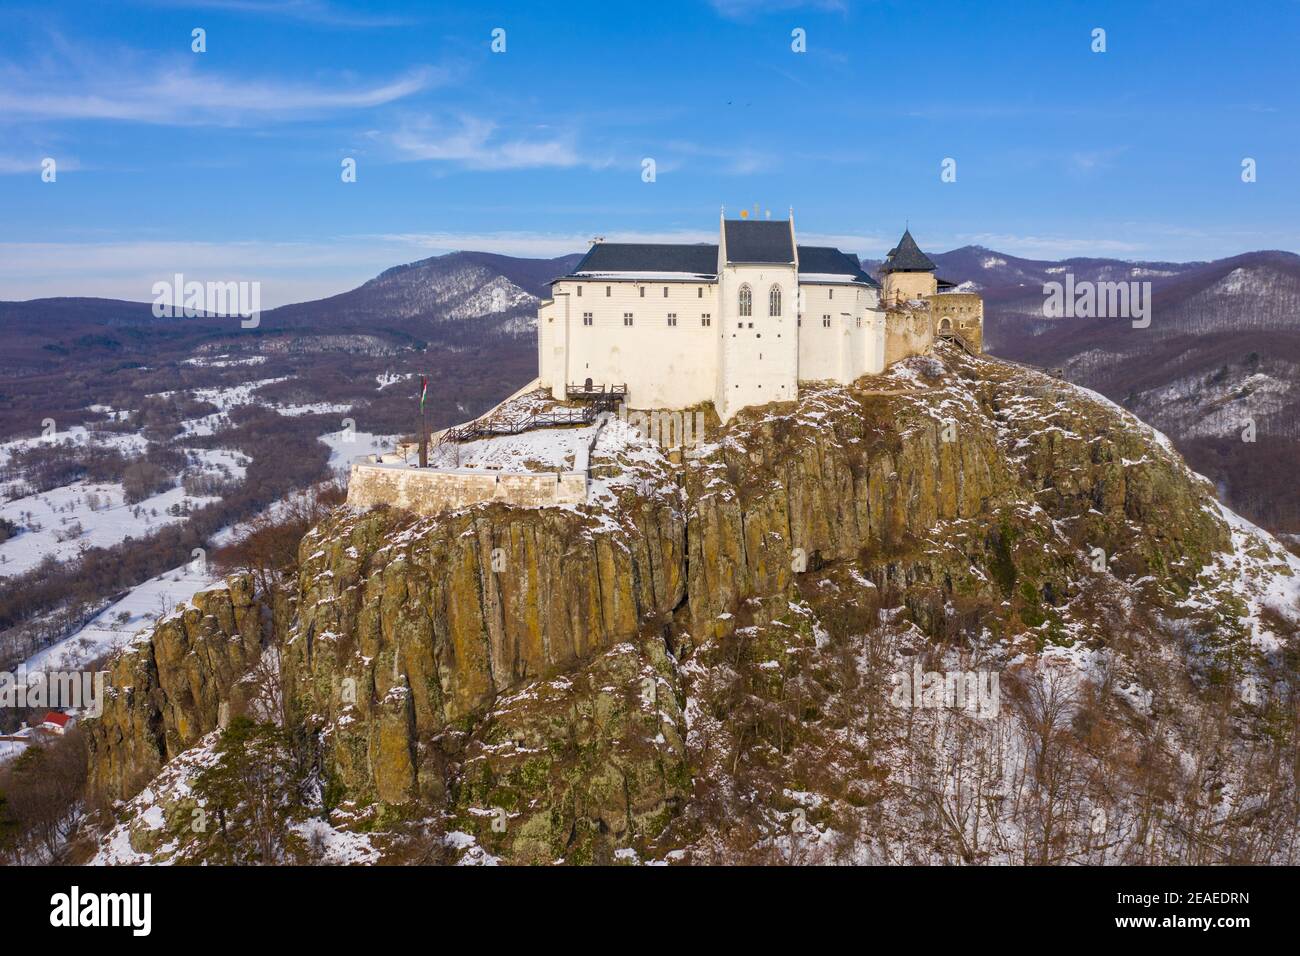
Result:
[714, 214, 799, 421]
[880, 228, 938, 306]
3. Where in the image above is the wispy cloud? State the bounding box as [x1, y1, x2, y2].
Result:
[955, 233, 1147, 258]
[0, 42, 442, 126]
[708, 0, 849, 20]
[388, 115, 604, 170]
[144, 0, 415, 28]
[0, 155, 81, 175]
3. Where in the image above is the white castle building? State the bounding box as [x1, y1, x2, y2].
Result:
[537, 213, 982, 421]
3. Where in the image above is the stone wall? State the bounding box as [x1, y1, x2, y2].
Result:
[927, 292, 984, 352]
[347, 461, 587, 514]
[883, 306, 936, 366]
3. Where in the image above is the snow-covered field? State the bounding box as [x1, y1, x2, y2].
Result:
[0, 480, 220, 578]
[0, 427, 148, 478]
[23, 563, 218, 673]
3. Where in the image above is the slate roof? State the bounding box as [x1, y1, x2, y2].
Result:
[880, 229, 937, 273]
[567, 242, 718, 277]
[723, 219, 795, 263]
[557, 223, 877, 288]
[796, 246, 879, 287]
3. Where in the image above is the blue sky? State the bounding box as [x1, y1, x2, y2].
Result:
[1, 0, 1297, 306]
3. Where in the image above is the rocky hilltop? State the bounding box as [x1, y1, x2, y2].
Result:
[82, 344, 1300, 865]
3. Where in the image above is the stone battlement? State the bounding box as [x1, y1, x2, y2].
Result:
[346, 460, 587, 513]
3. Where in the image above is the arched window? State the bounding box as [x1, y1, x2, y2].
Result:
[769, 284, 782, 317]
[738, 284, 752, 317]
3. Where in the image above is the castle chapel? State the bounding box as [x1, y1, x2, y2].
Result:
[537, 213, 983, 422]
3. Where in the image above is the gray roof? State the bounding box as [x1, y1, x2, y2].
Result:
[555, 225, 876, 289]
[567, 242, 717, 276]
[796, 246, 879, 287]
[880, 229, 937, 273]
[724, 219, 794, 263]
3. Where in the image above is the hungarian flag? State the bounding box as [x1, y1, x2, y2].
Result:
[419, 375, 428, 412]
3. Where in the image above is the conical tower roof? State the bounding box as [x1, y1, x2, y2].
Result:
[880, 228, 937, 273]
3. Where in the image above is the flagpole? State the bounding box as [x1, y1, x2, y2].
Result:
[418, 375, 428, 468]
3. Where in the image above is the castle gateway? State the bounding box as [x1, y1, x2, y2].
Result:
[537, 213, 982, 421]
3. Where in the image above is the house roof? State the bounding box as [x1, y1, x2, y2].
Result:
[566, 242, 717, 278]
[880, 229, 937, 273]
[796, 246, 880, 287]
[41, 711, 70, 727]
[724, 219, 794, 263]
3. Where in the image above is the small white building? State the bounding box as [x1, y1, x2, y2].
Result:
[537, 213, 974, 421]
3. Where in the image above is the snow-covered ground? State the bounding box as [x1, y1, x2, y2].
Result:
[0, 480, 220, 579]
[23, 563, 218, 673]
[320, 429, 401, 478]
[429, 425, 595, 472]
[0, 427, 148, 478]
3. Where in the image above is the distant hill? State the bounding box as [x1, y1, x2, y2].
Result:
[908, 247, 1300, 532]
[2, 243, 1295, 532]
[0, 252, 584, 376]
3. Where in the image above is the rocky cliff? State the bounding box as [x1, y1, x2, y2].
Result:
[84, 344, 1300, 865]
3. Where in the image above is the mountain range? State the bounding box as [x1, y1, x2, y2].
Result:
[2, 243, 1296, 533]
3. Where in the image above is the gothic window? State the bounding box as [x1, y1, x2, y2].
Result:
[739, 284, 752, 317]
[769, 284, 782, 317]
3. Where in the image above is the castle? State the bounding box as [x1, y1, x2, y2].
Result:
[537, 213, 983, 421]
[347, 215, 984, 516]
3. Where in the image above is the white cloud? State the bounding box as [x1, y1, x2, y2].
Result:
[709, 0, 849, 20]
[147, 0, 414, 28]
[954, 233, 1148, 258]
[388, 115, 601, 170]
[0, 44, 442, 126]
[0, 155, 81, 175]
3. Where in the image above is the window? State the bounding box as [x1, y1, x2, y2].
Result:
[639, 286, 646, 298]
[739, 284, 752, 317]
[667, 313, 677, 326]
[606, 286, 611, 297]
[829, 288, 834, 300]
[822, 315, 831, 328]
[624, 312, 634, 326]
[769, 284, 782, 317]
[583, 312, 593, 326]
[576, 285, 583, 297]
[663, 287, 669, 298]
[701, 313, 711, 326]
[855, 316, 862, 328]
[697, 288, 704, 299]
